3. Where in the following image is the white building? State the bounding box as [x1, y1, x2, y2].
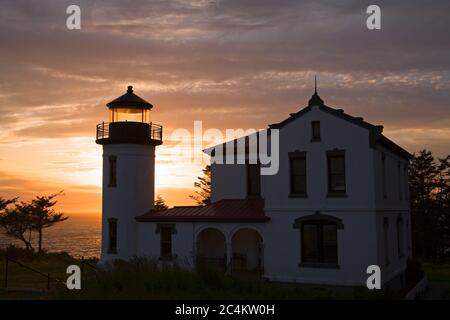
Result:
[97, 86, 412, 289]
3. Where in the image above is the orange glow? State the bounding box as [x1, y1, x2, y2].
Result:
[109, 108, 151, 123]
[0, 135, 201, 214]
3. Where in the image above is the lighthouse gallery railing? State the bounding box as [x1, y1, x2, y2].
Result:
[96, 121, 163, 143]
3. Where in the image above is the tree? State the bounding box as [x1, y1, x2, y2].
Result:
[435, 155, 450, 259]
[0, 193, 68, 253]
[409, 150, 450, 262]
[0, 197, 17, 212]
[189, 165, 211, 206]
[30, 192, 68, 253]
[154, 195, 169, 210]
[0, 200, 35, 251]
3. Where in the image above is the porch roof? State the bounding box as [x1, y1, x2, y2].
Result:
[135, 199, 270, 223]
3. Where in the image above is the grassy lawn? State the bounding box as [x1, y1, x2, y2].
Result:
[2, 251, 449, 300]
[0, 250, 88, 298]
[0, 253, 336, 300]
[0, 259, 73, 290]
[422, 262, 450, 282]
[54, 258, 402, 300]
[54, 259, 333, 300]
[422, 262, 450, 300]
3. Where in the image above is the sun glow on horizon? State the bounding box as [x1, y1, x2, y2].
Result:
[0, 133, 204, 214]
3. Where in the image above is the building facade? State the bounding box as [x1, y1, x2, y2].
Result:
[98, 87, 412, 289]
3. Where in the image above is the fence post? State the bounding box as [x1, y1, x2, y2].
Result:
[4, 256, 8, 288]
[47, 273, 50, 290]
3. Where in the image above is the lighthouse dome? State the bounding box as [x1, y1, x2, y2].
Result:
[107, 85, 153, 109]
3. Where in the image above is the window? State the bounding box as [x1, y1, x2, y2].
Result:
[406, 219, 411, 254]
[247, 164, 261, 197]
[108, 218, 117, 254]
[160, 226, 172, 260]
[397, 215, 404, 258]
[301, 221, 338, 264]
[404, 164, 409, 200]
[110, 107, 151, 123]
[383, 217, 389, 266]
[293, 213, 343, 268]
[327, 150, 346, 195]
[398, 161, 402, 200]
[289, 152, 307, 196]
[311, 121, 321, 141]
[381, 153, 387, 199]
[109, 155, 117, 187]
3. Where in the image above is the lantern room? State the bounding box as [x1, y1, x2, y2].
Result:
[96, 86, 162, 146]
[107, 85, 153, 123]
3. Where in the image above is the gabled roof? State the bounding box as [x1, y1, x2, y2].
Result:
[107, 86, 153, 109]
[269, 91, 379, 131]
[269, 92, 411, 159]
[269, 104, 378, 132]
[205, 91, 412, 160]
[136, 199, 270, 223]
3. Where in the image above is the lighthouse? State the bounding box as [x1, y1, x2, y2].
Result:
[96, 86, 162, 262]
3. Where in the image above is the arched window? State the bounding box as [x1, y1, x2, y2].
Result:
[293, 213, 343, 266]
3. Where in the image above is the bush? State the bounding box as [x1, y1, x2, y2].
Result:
[55, 258, 336, 299]
[405, 259, 424, 285]
[0, 244, 34, 260]
[0, 244, 74, 262]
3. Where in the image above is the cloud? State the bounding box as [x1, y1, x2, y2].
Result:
[0, 171, 101, 213]
[0, 0, 449, 207]
[14, 120, 94, 138]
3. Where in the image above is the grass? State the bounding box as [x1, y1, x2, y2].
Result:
[0, 246, 95, 298]
[55, 257, 403, 300]
[0, 257, 76, 290]
[422, 262, 450, 300]
[422, 262, 450, 282]
[54, 258, 335, 300]
[1, 247, 448, 300]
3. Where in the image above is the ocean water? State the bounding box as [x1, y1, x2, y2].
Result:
[0, 214, 101, 258]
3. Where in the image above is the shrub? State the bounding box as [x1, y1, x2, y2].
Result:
[405, 259, 424, 285]
[0, 244, 75, 263]
[1, 244, 34, 260]
[55, 258, 339, 299]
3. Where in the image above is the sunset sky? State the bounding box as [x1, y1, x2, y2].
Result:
[0, 0, 449, 214]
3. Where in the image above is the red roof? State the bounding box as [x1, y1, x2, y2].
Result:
[136, 199, 270, 223]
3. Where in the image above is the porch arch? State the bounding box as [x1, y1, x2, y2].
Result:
[230, 228, 264, 275]
[195, 227, 227, 271]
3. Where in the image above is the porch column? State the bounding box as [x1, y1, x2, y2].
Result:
[226, 242, 232, 274]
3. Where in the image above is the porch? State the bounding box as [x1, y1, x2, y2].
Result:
[195, 227, 264, 276]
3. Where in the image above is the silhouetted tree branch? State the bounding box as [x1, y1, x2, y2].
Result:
[0, 192, 68, 252]
[154, 195, 169, 210]
[410, 150, 450, 262]
[30, 191, 68, 253]
[0, 199, 35, 251]
[189, 165, 211, 206]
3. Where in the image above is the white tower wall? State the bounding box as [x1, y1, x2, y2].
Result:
[100, 144, 155, 262]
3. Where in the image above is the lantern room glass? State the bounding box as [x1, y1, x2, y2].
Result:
[109, 108, 151, 123]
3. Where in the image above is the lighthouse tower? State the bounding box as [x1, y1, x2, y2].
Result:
[96, 86, 162, 262]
